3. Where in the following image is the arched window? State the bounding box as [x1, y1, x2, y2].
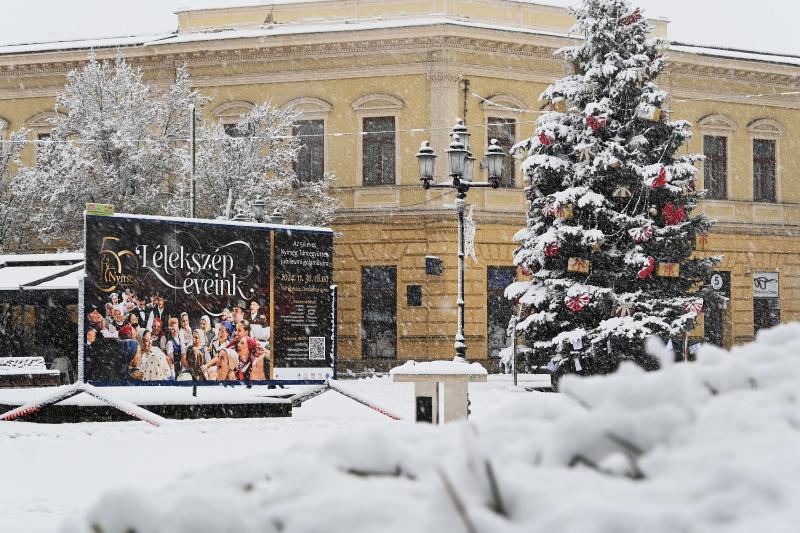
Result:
[481, 95, 526, 187]
[25, 111, 63, 140]
[698, 114, 736, 200]
[211, 100, 255, 136]
[748, 119, 784, 203]
[285, 98, 332, 182]
[352, 94, 404, 186]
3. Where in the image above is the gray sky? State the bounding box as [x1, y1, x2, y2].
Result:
[0, 0, 797, 56]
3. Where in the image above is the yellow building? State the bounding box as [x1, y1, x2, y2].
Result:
[0, 0, 799, 368]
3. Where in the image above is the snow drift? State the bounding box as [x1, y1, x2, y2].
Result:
[63, 324, 800, 533]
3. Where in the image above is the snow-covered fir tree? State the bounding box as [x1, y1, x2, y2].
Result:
[508, 0, 720, 374]
[179, 102, 338, 227]
[0, 123, 28, 252]
[12, 51, 203, 248]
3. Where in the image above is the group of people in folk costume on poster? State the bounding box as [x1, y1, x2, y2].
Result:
[85, 290, 271, 382]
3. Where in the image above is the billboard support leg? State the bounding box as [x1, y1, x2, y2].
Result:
[0, 383, 84, 422]
[0, 383, 167, 426]
[331, 284, 338, 380]
[327, 379, 402, 420]
[288, 384, 331, 407]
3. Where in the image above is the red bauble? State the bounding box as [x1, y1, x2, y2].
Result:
[629, 225, 654, 243]
[565, 293, 590, 312]
[683, 300, 704, 315]
[647, 167, 668, 189]
[638, 257, 655, 279]
[545, 242, 560, 257]
[586, 115, 607, 132]
[619, 8, 641, 25]
[662, 202, 686, 225]
[539, 131, 554, 146]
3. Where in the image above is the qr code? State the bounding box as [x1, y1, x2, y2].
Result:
[309, 337, 325, 360]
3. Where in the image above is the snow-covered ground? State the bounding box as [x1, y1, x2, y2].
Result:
[3, 325, 800, 532]
[0, 374, 538, 532]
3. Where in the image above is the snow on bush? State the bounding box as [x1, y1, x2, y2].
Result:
[63, 325, 800, 533]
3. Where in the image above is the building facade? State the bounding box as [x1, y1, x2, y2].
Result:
[0, 0, 799, 367]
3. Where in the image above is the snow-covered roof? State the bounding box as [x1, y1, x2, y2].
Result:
[670, 43, 800, 68]
[0, 263, 83, 291]
[390, 359, 488, 378]
[0, 0, 798, 58]
[0, 33, 174, 56]
[25, 266, 85, 290]
[0, 14, 797, 75]
[0, 252, 83, 265]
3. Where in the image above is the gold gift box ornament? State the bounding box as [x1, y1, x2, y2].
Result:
[636, 105, 662, 122]
[568, 257, 591, 274]
[657, 262, 680, 277]
[550, 97, 567, 113]
[556, 204, 574, 219]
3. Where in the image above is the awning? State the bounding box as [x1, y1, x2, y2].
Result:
[0, 253, 84, 292]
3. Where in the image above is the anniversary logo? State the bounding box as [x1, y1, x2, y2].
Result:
[83, 213, 334, 385]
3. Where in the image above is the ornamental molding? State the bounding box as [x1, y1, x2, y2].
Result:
[210, 99, 255, 122]
[24, 110, 63, 129]
[284, 96, 332, 115]
[666, 60, 800, 88]
[480, 93, 527, 112]
[697, 114, 737, 134]
[669, 87, 800, 110]
[426, 71, 462, 84]
[748, 118, 784, 137]
[351, 93, 404, 111]
[0, 32, 560, 78]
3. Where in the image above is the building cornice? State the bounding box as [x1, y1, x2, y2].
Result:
[0, 25, 797, 105]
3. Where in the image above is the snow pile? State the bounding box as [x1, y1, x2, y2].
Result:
[390, 360, 488, 376]
[62, 325, 800, 533]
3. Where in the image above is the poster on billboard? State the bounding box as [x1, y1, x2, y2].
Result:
[82, 213, 334, 385]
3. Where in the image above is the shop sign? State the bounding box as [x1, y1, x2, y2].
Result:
[753, 272, 779, 298]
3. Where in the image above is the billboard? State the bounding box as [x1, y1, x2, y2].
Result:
[82, 213, 334, 385]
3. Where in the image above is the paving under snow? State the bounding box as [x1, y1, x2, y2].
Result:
[3, 324, 800, 532]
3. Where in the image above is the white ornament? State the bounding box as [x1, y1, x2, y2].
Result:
[464, 204, 478, 264]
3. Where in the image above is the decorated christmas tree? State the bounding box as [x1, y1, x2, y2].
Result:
[508, 0, 720, 374]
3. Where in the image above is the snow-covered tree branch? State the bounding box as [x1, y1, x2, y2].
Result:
[11, 51, 206, 248]
[0, 124, 28, 252]
[509, 0, 722, 375]
[175, 102, 339, 227]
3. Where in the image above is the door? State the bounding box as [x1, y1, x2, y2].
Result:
[361, 266, 397, 358]
[705, 271, 730, 347]
[487, 267, 516, 358]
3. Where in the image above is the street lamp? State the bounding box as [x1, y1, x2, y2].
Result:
[252, 199, 267, 222]
[416, 120, 506, 363]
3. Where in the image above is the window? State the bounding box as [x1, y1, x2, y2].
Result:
[223, 123, 251, 138]
[293, 119, 325, 182]
[37, 132, 51, 141]
[361, 266, 397, 358]
[753, 139, 776, 202]
[362, 117, 396, 186]
[487, 267, 516, 358]
[487, 117, 516, 187]
[703, 135, 727, 200]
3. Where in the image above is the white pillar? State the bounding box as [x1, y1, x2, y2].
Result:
[442, 380, 469, 423]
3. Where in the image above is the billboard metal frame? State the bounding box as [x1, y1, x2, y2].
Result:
[80, 212, 336, 387]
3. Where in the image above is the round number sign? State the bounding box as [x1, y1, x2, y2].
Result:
[711, 274, 724, 291]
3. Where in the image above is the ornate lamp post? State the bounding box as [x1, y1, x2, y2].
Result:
[416, 119, 506, 362]
[252, 199, 267, 223]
